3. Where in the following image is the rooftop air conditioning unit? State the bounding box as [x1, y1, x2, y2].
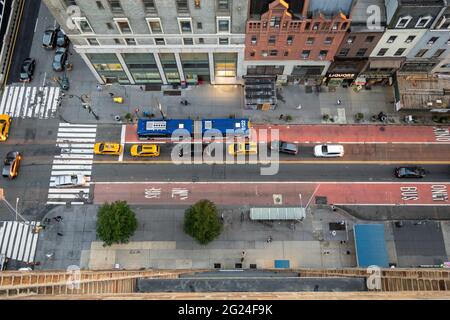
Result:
[387, 39, 394, 43]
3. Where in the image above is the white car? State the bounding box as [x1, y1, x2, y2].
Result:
[314, 144, 344, 157]
[54, 174, 87, 188]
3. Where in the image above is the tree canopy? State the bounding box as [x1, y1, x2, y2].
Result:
[96, 201, 138, 246]
[183, 200, 222, 245]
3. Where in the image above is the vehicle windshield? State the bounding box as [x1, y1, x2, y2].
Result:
[322, 145, 328, 153]
[99, 144, 105, 152]
[137, 145, 143, 153]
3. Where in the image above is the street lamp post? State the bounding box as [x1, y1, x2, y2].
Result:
[0, 189, 27, 222]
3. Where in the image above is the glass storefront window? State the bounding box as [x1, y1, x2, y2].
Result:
[86, 53, 130, 84]
[214, 53, 237, 77]
[159, 53, 180, 84]
[180, 53, 210, 84]
[122, 53, 162, 84]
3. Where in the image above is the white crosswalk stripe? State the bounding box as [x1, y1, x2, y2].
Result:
[0, 221, 40, 263]
[47, 123, 97, 205]
[0, 85, 61, 119]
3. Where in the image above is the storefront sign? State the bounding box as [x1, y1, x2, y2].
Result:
[327, 73, 355, 79]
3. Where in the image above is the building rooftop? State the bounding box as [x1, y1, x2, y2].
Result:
[398, 0, 445, 6]
[307, 0, 354, 18]
[397, 74, 450, 110]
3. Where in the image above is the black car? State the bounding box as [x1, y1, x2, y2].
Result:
[53, 47, 68, 71]
[42, 29, 57, 49]
[178, 144, 207, 157]
[394, 166, 426, 178]
[19, 58, 36, 82]
[2, 151, 21, 180]
[56, 29, 69, 48]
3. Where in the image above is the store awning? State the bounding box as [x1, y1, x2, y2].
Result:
[354, 224, 389, 268]
[250, 207, 305, 221]
[370, 59, 403, 70]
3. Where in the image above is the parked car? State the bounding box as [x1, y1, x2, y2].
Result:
[270, 140, 298, 155]
[131, 144, 160, 157]
[228, 142, 258, 156]
[52, 47, 68, 72]
[94, 142, 122, 155]
[19, 58, 36, 82]
[54, 174, 87, 188]
[2, 151, 21, 179]
[178, 143, 206, 157]
[314, 144, 344, 157]
[394, 166, 426, 178]
[42, 29, 57, 49]
[0, 114, 12, 142]
[56, 29, 69, 48]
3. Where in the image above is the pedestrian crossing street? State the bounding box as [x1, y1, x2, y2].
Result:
[0, 85, 61, 119]
[47, 123, 97, 205]
[0, 221, 41, 263]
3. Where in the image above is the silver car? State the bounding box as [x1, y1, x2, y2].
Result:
[54, 174, 87, 188]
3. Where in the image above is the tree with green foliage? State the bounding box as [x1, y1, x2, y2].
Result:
[96, 201, 138, 246]
[183, 200, 223, 245]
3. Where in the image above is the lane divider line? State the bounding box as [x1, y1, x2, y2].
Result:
[118, 124, 126, 162]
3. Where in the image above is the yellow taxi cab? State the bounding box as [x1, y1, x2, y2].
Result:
[130, 144, 160, 157]
[228, 141, 258, 156]
[0, 114, 12, 142]
[94, 142, 122, 155]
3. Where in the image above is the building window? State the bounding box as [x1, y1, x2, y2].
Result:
[155, 38, 165, 45]
[96, 1, 104, 9]
[268, 35, 276, 45]
[125, 38, 137, 45]
[301, 50, 310, 58]
[332, 22, 339, 30]
[287, 35, 293, 45]
[377, 48, 388, 56]
[143, 0, 156, 13]
[306, 37, 314, 44]
[313, 22, 320, 30]
[251, 36, 257, 44]
[181, 53, 210, 83]
[176, 0, 189, 13]
[178, 18, 192, 33]
[347, 36, 356, 44]
[107, 0, 123, 14]
[261, 50, 268, 57]
[217, 17, 230, 33]
[387, 35, 397, 43]
[428, 37, 439, 45]
[114, 18, 133, 34]
[86, 53, 130, 84]
[341, 22, 348, 30]
[183, 38, 194, 45]
[338, 48, 350, 57]
[219, 38, 229, 45]
[123, 53, 162, 84]
[365, 35, 375, 42]
[250, 51, 255, 57]
[159, 53, 180, 84]
[432, 49, 446, 58]
[73, 18, 94, 33]
[405, 35, 416, 43]
[394, 48, 406, 56]
[356, 48, 367, 57]
[324, 37, 333, 44]
[147, 18, 163, 34]
[269, 50, 278, 56]
[113, 38, 123, 44]
[194, 0, 201, 9]
[106, 22, 114, 30]
[396, 16, 412, 28]
[416, 16, 432, 28]
[217, 0, 229, 10]
[198, 38, 204, 44]
[214, 52, 237, 78]
[197, 22, 203, 30]
[86, 38, 100, 46]
[270, 16, 281, 28]
[415, 49, 429, 57]
[319, 50, 328, 59]
[284, 51, 289, 57]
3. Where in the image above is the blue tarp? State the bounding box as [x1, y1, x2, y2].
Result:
[274, 260, 290, 268]
[354, 224, 389, 268]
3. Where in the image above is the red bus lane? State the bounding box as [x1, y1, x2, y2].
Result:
[125, 123, 450, 144]
[93, 182, 450, 206]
